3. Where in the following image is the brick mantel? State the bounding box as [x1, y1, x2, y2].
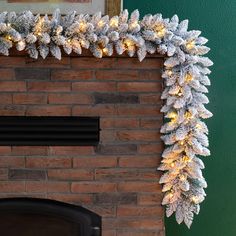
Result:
[0, 53, 165, 236]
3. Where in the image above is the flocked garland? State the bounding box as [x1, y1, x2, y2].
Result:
[0, 9, 213, 228]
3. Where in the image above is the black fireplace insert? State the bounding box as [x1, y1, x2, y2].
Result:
[0, 198, 101, 236]
[0, 116, 100, 146]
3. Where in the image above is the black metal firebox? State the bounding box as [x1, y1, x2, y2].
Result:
[0, 198, 101, 236]
[0, 116, 100, 146]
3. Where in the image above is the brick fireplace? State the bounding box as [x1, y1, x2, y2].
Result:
[0, 52, 165, 236]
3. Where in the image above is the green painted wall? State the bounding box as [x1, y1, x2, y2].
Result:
[124, 1, 236, 236]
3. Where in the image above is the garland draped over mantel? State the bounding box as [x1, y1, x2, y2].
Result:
[0, 9, 213, 228]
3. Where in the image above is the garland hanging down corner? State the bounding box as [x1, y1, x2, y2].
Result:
[0, 9, 213, 228]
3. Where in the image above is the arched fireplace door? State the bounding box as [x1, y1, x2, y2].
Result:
[0, 198, 101, 236]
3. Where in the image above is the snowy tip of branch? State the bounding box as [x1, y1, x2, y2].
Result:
[171, 14, 179, 23]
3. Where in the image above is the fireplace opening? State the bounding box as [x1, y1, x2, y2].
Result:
[0, 198, 101, 236]
[0, 116, 100, 146]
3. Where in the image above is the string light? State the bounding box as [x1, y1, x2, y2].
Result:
[168, 112, 177, 119]
[177, 91, 183, 97]
[179, 140, 185, 145]
[191, 196, 199, 204]
[130, 21, 138, 29]
[35, 17, 44, 36]
[128, 45, 136, 53]
[185, 73, 193, 82]
[170, 119, 177, 125]
[102, 47, 108, 55]
[179, 174, 187, 181]
[98, 20, 105, 28]
[79, 22, 86, 32]
[80, 40, 86, 47]
[186, 40, 195, 50]
[166, 70, 173, 76]
[170, 162, 175, 168]
[110, 18, 119, 28]
[185, 111, 193, 121]
[182, 156, 191, 163]
[169, 190, 174, 199]
[175, 87, 183, 97]
[125, 39, 133, 47]
[155, 23, 166, 37]
[6, 35, 11, 40]
[196, 124, 202, 130]
[168, 111, 178, 125]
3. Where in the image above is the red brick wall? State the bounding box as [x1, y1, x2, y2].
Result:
[0, 54, 164, 236]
